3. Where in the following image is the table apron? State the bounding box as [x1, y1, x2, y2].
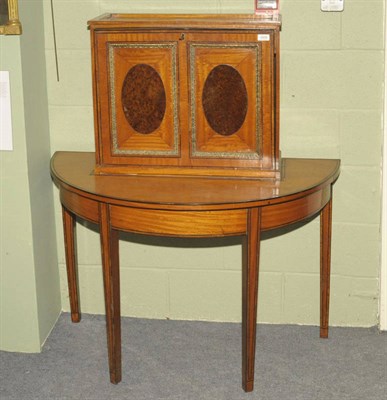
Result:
[261, 186, 331, 230]
[60, 186, 331, 237]
[110, 207, 247, 237]
[60, 190, 99, 224]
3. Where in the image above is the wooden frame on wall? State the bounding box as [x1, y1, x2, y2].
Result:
[0, 0, 22, 35]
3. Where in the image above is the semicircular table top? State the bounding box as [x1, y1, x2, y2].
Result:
[51, 151, 340, 211]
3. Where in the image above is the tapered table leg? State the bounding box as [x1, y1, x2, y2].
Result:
[320, 197, 333, 339]
[62, 205, 81, 323]
[242, 207, 262, 392]
[100, 203, 122, 384]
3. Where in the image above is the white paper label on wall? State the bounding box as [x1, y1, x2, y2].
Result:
[321, 0, 344, 12]
[257, 34, 270, 41]
[0, 71, 13, 151]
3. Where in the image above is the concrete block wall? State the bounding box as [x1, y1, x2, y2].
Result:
[45, 0, 385, 327]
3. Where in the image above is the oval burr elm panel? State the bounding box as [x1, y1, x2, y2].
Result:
[121, 64, 166, 134]
[202, 64, 248, 136]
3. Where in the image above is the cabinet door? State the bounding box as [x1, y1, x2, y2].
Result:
[187, 31, 276, 170]
[93, 32, 182, 166]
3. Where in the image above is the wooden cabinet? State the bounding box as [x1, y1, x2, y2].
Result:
[88, 14, 281, 178]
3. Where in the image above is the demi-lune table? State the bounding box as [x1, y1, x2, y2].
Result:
[51, 151, 340, 393]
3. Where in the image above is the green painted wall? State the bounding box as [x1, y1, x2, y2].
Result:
[0, 0, 61, 352]
[44, 0, 384, 327]
[0, 35, 41, 352]
[19, 0, 61, 348]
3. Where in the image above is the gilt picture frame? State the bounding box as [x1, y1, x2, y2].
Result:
[0, 0, 22, 35]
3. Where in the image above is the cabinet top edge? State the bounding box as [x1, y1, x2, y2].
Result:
[88, 13, 281, 30]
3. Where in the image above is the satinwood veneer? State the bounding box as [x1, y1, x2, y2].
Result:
[51, 151, 340, 393]
[88, 14, 281, 178]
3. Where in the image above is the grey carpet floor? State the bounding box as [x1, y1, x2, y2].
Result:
[1, 313, 386, 400]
